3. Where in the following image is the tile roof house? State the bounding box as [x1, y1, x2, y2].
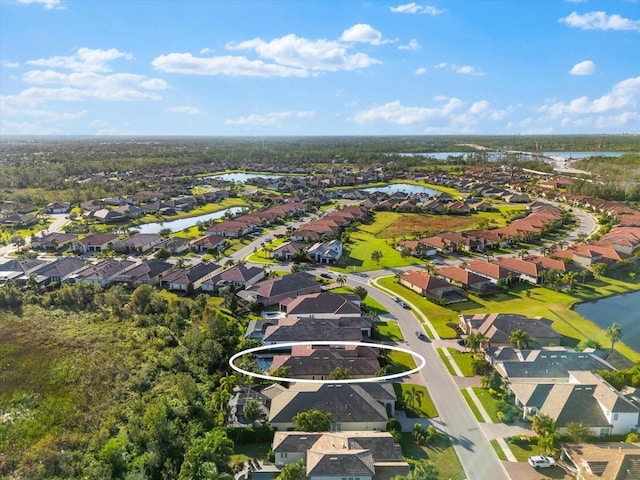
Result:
[33, 257, 85, 285]
[493, 256, 547, 284]
[160, 262, 219, 292]
[400, 269, 467, 304]
[189, 234, 226, 253]
[112, 233, 162, 254]
[459, 313, 562, 347]
[201, 264, 265, 292]
[113, 260, 174, 286]
[273, 431, 409, 480]
[435, 265, 496, 294]
[270, 241, 307, 261]
[0, 258, 47, 285]
[561, 442, 640, 480]
[74, 233, 119, 254]
[280, 292, 362, 319]
[262, 317, 371, 345]
[30, 232, 76, 251]
[510, 371, 640, 437]
[267, 382, 395, 431]
[593, 226, 640, 255]
[237, 272, 322, 307]
[306, 239, 343, 264]
[69, 259, 135, 287]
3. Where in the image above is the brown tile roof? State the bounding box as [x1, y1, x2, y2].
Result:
[401, 270, 450, 290]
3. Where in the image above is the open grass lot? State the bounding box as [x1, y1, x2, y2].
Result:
[393, 384, 438, 418]
[336, 230, 421, 272]
[373, 320, 404, 342]
[446, 348, 477, 377]
[399, 432, 466, 480]
[460, 389, 484, 422]
[359, 211, 479, 238]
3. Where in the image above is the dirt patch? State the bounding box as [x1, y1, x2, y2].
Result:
[379, 215, 478, 238]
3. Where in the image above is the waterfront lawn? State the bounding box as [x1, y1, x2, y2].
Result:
[393, 384, 438, 418]
[373, 320, 404, 342]
[399, 432, 465, 480]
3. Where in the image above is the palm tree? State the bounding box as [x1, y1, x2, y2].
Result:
[336, 274, 347, 288]
[510, 329, 532, 349]
[219, 373, 237, 394]
[606, 322, 622, 358]
[464, 332, 489, 356]
[562, 271, 577, 291]
[403, 385, 425, 411]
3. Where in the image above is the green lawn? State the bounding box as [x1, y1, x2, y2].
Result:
[446, 348, 477, 377]
[373, 320, 404, 342]
[460, 389, 484, 422]
[384, 350, 418, 375]
[506, 438, 543, 461]
[471, 387, 502, 423]
[399, 433, 465, 480]
[393, 383, 438, 418]
[231, 442, 272, 463]
[336, 230, 420, 272]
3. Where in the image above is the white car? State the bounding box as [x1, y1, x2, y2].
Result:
[528, 456, 556, 468]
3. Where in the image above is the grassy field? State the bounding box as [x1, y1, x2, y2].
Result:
[393, 384, 438, 418]
[399, 432, 466, 480]
[506, 438, 544, 461]
[385, 349, 418, 375]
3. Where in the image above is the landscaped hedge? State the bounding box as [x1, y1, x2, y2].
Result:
[225, 424, 275, 445]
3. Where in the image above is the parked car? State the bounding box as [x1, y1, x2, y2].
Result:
[415, 330, 426, 340]
[528, 456, 556, 468]
[457, 338, 466, 346]
[320, 273, 332, 279]
[393, 296, 400, 302]
[398, 301, 410, 310]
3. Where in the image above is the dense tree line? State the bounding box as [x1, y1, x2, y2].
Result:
[0, 280, 259, 479]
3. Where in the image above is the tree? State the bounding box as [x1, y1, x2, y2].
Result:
[606, 322, 622, 358]
[336, 274, 347, 288]
[403, 385, 424, 412]
[532, 414, 554, 437]
[329, 366, 350, 380]
[464, 332, 489, 355]
[371, 250, 383, 265]
[566, 422, 593, 443]
[509, 329, 533, 350]
[409, 460, 438, 480]
[591, 261, 607, 279]
[219, 373, 237, 394]
[276, 460, 306, 480]
[293, 409, 332, 432]
[562, 271, 577, 291]
[242, 399, 263, 425]
[180, 430, 235, 480]
[353, 285, 368, 301]
[400, 246, 412, 259]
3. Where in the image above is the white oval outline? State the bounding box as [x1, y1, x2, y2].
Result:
[229, 340, 426, 384]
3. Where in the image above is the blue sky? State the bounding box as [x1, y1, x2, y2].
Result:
[1, 0, 639, 136]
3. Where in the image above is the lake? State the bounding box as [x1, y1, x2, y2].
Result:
[363, 183, 439, 196]
[209, 172, 283, 182]
[134, 206, 245, 234]
[574, 290, 640, 353]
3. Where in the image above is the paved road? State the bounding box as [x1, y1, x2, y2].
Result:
[344, 274, 510, 480]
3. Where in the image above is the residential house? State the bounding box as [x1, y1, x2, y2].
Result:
[306, 239, 343, 264]
[465, 259, 515, 285]
[280, 292, 362, 320]
[262, 317, 370, 345]
[272, 431, 410, 480]
[190, 234, 226, 253]
[33, 257, 85, 285]
[1, 213, 37, 227]
[594, 226, 640, 255]
[237, 272, 322, 307]
[114, 260, 174, 286]
[561, 442, 640, 480]
[435, 266, 496, 294]
[493, 257, 547, 284]
[86, 208, 125, 223]
[0, 258, 47, 286]
[458, 313, 562, 347]
[270, 241, 306, 261]
[160, 262, 219, 292]
[400, 269, 466, 304]
[152, 237, 191, 254]
[112, 233, 162, 254]
[75, 233, 119, 254]
[503, 193, 531, 203]
[266, 382, 395, 431]
[30, 232, 76, 251]
[206, 220, 255, 237]
[201, 264, 266, 292]
[69, 259, 135, 287]
[395, 239, 437, 258]
[510, 371, 640, 437]
[45, 201, 71, 214]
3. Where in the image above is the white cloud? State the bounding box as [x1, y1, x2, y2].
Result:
[433, 62, 484, 76]
[227, 33, 381, 72]
[469, 100, 490, 115]
[0, 120, 62, 135]
[169, 106, 200, 115]
[225, 110, 315, 126]
[399, 39, 421, 50]
[200, 48, 215, 54]
[569, 60, 596, 75]
[413, 67, 427, 75]
[340, 24, 393, 45]
[560, 11, 640, 32]
[390, 3, 445, 15]
[27, 48, 133, 72]
[0, 60, 20, 68]
[18, 0, 65, 10]
[539, 76, 640, 117]
[152, 52, 309, 77]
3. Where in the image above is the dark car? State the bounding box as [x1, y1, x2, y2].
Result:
[415, 330, 426, 340]
[398, 301, 410, 309]
[320, 273, 332, 279]
[457, 338, 466, 346]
